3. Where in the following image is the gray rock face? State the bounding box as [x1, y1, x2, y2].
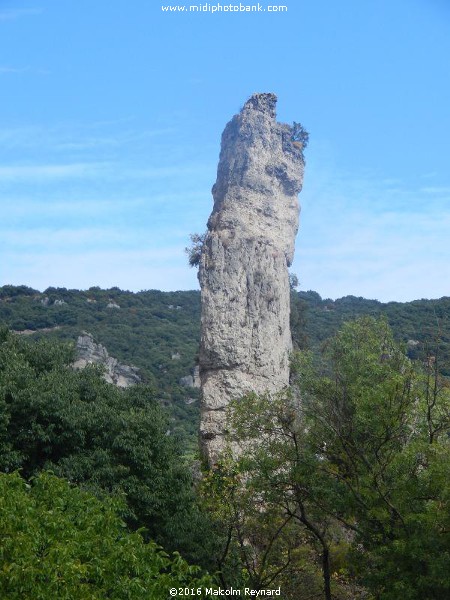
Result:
[73, 332, 141, 388]
[106, 302, 121, 310]
[179, 366, 201, 389]
[199, 93, 305, 465]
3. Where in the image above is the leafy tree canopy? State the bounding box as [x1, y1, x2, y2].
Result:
[0, 471, 215, 599]
[0, 328, 215, 567]
[207, 317, 450, 599]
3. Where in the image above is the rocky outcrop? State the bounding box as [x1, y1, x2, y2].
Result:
[198, 93, 305, 465]
[73, 332, 141, 388]
[106, 302, 121, 310]
[179, 366, 201, 389]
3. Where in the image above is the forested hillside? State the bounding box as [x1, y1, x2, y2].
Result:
[1, 288, 449, 598]
[1, 284, 450, 447]
[0, 285, 202, 445]
[292, 290, 450, 375]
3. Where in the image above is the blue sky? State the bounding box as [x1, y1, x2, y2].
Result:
[1, 0, 449, 301]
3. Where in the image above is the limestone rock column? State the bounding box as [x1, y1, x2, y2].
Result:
[198, 93, 305, 465]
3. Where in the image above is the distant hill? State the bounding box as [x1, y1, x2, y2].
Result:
[291, 290, 450, 375]
[0, 285, 201, 445]
[1, 285, 449, 445]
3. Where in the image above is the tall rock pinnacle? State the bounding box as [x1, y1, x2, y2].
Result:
[198, 93, 305, 465]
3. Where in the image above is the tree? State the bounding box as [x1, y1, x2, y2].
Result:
[207, 317, 450, 599]
[201, 453, 325, 598]
[293, 317, 450, 599]
[0, 471, 215, 599]
[0, 329, 216, 568]
[290, 289, 309, 350]
[291, 122, 309, 150]
[289, 273, 300, 290]
[185, 233, 206, 268]
[222, 392, 348, 600]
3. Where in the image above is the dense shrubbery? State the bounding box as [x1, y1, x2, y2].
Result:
[1, 285, 450, 446]
[203, 317, 450, 599]
[0, 471, 215, 599]
[296, 290, 450, 375]
[0, 329, 215, 567]
[1, 286, 450, 597]
[0, 286, 202, 447]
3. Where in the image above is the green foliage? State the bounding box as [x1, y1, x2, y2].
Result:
[288, 273, 299, 290]
[2, 284, 450, 448]
[295, 317, 450, 598]
[290, 290, 309, 350]
[0, 329, 214, 566]
[0, 285, 37, 299]
[201, 449, 328, 599]
[185, 233, 206, 268]
[0, 285, 202, 448]
[209, 317, 450, 599]
[0, 471, 215, 599]
[223, 392, 351, 600]
[291, 122, 309, 149]
[294, 290, 450, 376]
[1, 286, 450, 594]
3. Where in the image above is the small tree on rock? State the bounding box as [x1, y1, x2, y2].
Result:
[185, 233, 206, 268]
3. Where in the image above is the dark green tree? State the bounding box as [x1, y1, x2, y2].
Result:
[0, 328, 215, 567]
[291, 122, 309, 149]
[185, 233, 206, 268]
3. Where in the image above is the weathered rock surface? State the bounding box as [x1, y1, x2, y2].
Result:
[179, 366, 201, 389]
[73, 332, 141, 388]
[106, 302, 121, 310]
[199, 93, 305, 464]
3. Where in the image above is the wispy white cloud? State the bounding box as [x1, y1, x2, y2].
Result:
[2, 126, 448, 300]
[0, 123, 175, 152]
[1, 227, 129, 248]
[0, 162, 109, 181]
[53, 128, 175, 151]
[1, 197, 145, 218]
[0, 66, 49, 76]
[293, 158, 450, 302]
[0, 190, 208, 222]
[0, 8, 42, 21]
[420, 186, 450, 195]
[1, 219, 199, 253]
[0, 65, 51, 75]
[3, 247, 197, 292]
[0, 125, 43, 147]
[121, 164, 213, 180]
[0, 66, 29, 74]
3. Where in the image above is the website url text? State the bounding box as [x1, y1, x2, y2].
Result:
[161, 4, 288, 13]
